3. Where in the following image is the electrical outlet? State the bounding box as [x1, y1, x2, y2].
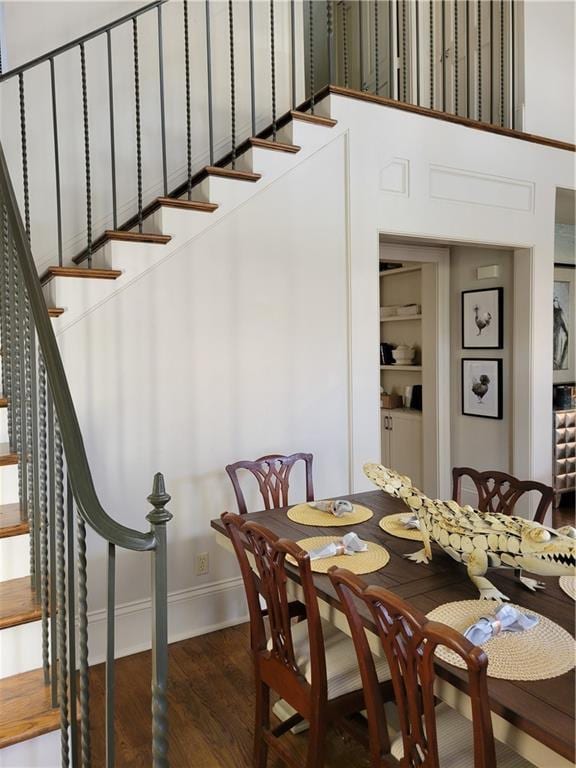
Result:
[196, 552, 209, 576]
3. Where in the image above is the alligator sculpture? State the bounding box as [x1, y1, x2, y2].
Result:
[364, 463, 576, 601]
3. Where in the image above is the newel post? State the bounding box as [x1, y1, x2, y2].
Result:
[147, 472, 173, 768]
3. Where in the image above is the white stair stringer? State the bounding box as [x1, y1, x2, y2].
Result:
[42, 99, 342, 337]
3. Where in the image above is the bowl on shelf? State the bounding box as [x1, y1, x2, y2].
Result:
[391, 345, 416, 365]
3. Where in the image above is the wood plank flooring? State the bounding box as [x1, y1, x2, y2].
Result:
[88, 623, 370, 767]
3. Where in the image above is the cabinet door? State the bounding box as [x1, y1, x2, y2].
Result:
[381, 411, 391, 466]
[389, 414, 422, 488]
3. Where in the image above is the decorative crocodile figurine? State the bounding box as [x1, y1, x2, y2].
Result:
[364, 463, 576, 601]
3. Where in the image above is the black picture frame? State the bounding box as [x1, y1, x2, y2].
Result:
[461, 358, 503, 419]
[461, 287, 503, 350]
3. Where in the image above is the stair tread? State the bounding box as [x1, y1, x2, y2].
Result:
[0, 577, 41, 629]
[0, 442, 18, 467]
[205, 166, 261, 182]
[104, 230, 172, 244]
[290, 110, 338, 127]
[47, 307, 65, 318]
[249, 138, 301, 153]
[0, 396, 7, 408]
[157, 197, 219, 212]
[41, 266, 122, 285]
[0, 504, 29, 538]
[0, 668, 59, 749]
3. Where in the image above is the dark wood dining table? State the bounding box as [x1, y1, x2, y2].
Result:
[210, 489, 575, 767]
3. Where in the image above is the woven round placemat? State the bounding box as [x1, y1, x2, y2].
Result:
[426, 600, 575, 681]
[287, 503, 373, 527]
[293, 536, 390, 575]
[559, 576, 576, 601]
[379, 513, 423, 541]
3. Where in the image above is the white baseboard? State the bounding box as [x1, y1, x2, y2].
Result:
[87, 575, 248, 665]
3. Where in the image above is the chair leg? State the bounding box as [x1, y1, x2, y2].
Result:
[254, 681, 270, 768]
[305, 711, 327, 768]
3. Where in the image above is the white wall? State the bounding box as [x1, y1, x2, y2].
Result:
[1, 1, 145, 69]
[57, 133, 351, 639]
[522, 0, 576, 143]
[320, 93, 574, 502]
[449, 247, 514, 496]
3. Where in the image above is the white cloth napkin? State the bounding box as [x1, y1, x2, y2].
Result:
[400, 514, 420, 530]
[308, 532, 368, 561]
[308, 500, 354, 518]
[463, 604, 538, 646]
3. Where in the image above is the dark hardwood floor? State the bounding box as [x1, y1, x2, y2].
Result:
[89, 623, 370, 767]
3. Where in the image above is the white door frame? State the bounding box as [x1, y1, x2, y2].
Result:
[379, 242, 451, 497]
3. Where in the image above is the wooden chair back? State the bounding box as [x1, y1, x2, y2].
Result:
[452, 466, 553, 523]
[225, 453, 314, 515]
[329, 567, 497, 768]
[222, 512, 326, 698]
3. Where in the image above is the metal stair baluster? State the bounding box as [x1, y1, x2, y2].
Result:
[55, 418, 70, 766]
[79, 43, 93, 265]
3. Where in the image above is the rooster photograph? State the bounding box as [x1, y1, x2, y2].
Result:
[462, 358, 503, 419]
[471, 373, 490, 402]
[473, 304, 492, 335]
[462, 287, 503, 349]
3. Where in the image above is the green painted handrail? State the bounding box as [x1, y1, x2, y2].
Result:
[0, 141, 155, 552]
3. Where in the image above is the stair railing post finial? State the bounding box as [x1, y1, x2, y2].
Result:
[146, 472, 172, 768]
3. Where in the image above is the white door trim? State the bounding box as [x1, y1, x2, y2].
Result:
[379, 243, 451, 497]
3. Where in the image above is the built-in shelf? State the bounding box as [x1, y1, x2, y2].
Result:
[379, 265, 422, 277]
[380, 314, 422, 322]
[380, 365, 422, 371]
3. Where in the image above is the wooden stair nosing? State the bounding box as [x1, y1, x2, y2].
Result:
[0, 396, 7, 408]
[248, 137, 301, 154]
[327, 84, 576, 153]
[290, 110, 338, 128]
[156, 197, 219, 212]
[104, 230, 172, 245]
[0, 442, 18, 467]
[0, 668, 60, 749]
[72, 229, 172, 265]
[41, 266, 122, 286]
[0, 576, 42, 630]
[204, 166, 261, 182]
[47, 307, 65, 318]
[0, 503, 29, 538]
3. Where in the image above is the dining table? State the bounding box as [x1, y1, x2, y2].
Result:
[210, 489, 575, 767]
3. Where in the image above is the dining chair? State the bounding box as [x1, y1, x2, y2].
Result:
[329, 567, 533, 768]
[452, 466, 553, 524]
[221, 512, 392, 768]
[226, 452, 314, 515]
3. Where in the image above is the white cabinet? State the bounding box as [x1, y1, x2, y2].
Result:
[381, 408, 422, 488]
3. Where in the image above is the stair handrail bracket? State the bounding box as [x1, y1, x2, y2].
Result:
[0, 138, 171, 764]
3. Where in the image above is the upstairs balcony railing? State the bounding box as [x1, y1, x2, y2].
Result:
[0, 0, 520, 274]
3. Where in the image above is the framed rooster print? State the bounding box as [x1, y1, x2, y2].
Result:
[462, 288, 503, 349]
[462, 358, 503, 419]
